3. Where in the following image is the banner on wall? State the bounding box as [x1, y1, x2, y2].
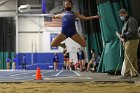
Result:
[50, 33, 58, 50]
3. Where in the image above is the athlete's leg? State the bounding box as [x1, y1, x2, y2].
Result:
[86, 60, 92, 71]
[66, 58, 69, 70]
[51, 33, 67, 48]
[25, 63, 26, 70]
[71, 33, 86, 47]
[79, 60, 82, 71]
[56, 62, 58, 70]
[82, 59, 85, 71]
[64, 60, 67, 70]
[54, 62, 56, 71]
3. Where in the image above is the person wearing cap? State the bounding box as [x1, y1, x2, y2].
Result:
[118, 9, 140, 78]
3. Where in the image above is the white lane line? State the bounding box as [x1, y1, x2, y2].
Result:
[10, 74, 21, 76]
[72, 71, 81, 76]
[10, 72, 35, 76]
[54, 70, 63, 76]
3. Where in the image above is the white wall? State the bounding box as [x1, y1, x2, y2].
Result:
[18, 16, 44, 53]
[0, 0, 16, 17]
[18, 16, 44, 32]
[18, 33, 40, 52]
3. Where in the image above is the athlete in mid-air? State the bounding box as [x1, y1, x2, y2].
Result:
[51, 0, 101, 48]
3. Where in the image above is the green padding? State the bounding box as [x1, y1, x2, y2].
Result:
[97, 1, 124, 72]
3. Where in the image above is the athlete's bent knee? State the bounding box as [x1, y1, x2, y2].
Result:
[51, 42, 56, 47]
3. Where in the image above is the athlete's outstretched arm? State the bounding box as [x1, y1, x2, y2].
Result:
[53, 13, 64, 19]
[75, 12, 101, 20]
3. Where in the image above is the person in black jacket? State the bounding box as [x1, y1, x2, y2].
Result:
[118, 9, 140, 78]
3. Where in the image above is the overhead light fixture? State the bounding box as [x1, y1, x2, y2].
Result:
[18, 4, 30, 13]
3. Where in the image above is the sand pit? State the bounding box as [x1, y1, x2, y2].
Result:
[0, 82, 140, 93]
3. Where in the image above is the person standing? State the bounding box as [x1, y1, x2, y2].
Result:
[6, 56, 11, 70]
[53, 53, 59, 71]
[77, 48, 85, 71]
[118, 9, 140, 78]
[22, 54, 26, 70]
[63, 48, 69, 70]
[12, 55, 16, 70]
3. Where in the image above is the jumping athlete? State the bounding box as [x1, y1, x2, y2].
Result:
[51, 0, 100, 48]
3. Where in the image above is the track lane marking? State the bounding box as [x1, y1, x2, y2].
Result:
[55, 70, 63, 76]
[72, 71, 81, 76]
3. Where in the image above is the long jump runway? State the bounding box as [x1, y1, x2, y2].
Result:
[0, 70, 93, 83]
[0, 70, 139, 83]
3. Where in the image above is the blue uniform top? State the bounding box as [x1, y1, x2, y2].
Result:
[53, 54, 59, 62]
[6, 58, 11, 63]
[62, 11, 77, 37]
[62, 11, 76, 28]
[77, 50, 85, 60]
[94, 55, 100, 64]
[13, 58, 16, 63]
[22, 56, 26, 63]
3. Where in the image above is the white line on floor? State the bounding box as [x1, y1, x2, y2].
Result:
[55, 70, 63, 76]
[10, 72, 35, 76]
[72, 71, 81, 76]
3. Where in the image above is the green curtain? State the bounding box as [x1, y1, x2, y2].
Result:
[78, 0, 103, 60]
[97, 0, 126, 73]
[0, 52, 9, 69]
